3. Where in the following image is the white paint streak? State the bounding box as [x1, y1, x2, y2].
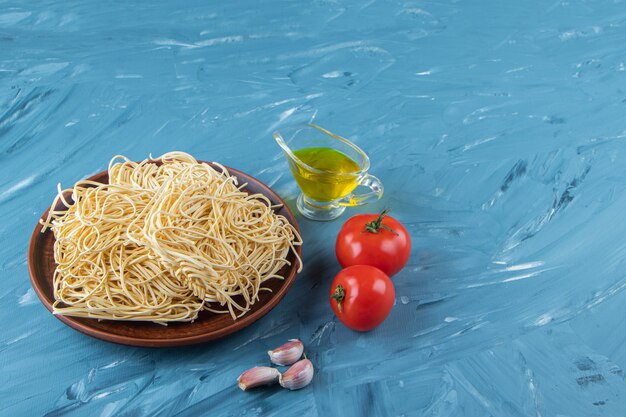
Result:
[18, 288, 37, 306]
[0, 175, 37, 203]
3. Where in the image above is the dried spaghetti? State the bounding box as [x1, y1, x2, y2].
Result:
[41, 152, 302, 323]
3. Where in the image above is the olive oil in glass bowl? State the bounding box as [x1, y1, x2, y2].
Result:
[274, 124, 383, 221]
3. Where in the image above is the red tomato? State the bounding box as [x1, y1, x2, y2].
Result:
[336, 209, 411, 276]
[329, 265, 395, 331]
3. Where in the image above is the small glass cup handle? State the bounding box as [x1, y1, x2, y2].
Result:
[338, 174, 384, 207]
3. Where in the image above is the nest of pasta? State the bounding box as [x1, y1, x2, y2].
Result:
[41, 152, 302, 324]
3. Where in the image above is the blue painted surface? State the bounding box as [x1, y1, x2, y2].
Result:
[2, 0, 626, 415]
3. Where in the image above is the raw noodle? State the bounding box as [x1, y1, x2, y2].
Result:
[41, 152, 302, 323]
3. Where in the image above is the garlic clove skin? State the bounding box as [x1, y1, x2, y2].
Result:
[237, 366, 281, 391]
[279, 358, 314, 390]
[268, 339, 304, 366]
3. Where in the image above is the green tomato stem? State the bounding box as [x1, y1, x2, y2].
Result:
[331, 284, 345, 313]
[364, 208, 397, 235]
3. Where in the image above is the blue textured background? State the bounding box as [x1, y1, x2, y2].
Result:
[2, 1, 626, 415]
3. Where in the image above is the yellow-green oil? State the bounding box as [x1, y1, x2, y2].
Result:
[290, 147, 361, 202]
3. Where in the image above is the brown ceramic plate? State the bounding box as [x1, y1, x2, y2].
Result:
[28, 161, 301, 347]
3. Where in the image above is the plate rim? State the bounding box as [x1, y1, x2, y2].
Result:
[27, 161, 301, 347]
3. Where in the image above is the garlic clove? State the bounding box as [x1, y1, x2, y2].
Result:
[268, 339, 304, 366]
[279, 358, 314, 390]
[237, 366, 281, 391]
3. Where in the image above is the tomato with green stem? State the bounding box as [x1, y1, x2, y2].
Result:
[336, 209, 411, 276]
[329, 265, 395, 331]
